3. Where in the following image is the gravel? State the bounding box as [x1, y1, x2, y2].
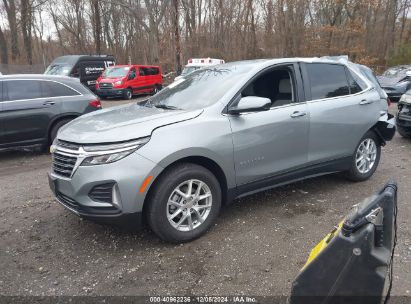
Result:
[0, 103, 409, 296]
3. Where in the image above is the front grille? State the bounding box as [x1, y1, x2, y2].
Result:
[89, 183, 114, 203]
[52, 152, 77, 178]
[99, 82, 113, 89]
[57, 192, 79, 211]
[57, 140, 81, 150]
[399, 103, 411, 115]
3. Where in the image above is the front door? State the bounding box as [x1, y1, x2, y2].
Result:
[228, 65, 309, 186]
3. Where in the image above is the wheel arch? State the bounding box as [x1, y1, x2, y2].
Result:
[142, 155, 230, 216]
[47, 114, 79, 144]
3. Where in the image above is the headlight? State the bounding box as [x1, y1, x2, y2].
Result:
[114, 80, 123, 86]
[81, 137, 150, 166]
[395, 81, 409, 89]
[82, 150, 134, 166]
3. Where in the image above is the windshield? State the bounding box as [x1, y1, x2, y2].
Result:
[382, 67, 408, 78]
[103, 67, 129, 78]
[146, 65, 250, 111]
[181, 66, 201, 76]
[45, 64, 72, 76]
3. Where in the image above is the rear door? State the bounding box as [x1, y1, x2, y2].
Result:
[303, 63, 381, 163]
[2, 79, 61, 146]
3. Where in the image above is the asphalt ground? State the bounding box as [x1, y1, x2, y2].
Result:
[0, 102, 410, 297]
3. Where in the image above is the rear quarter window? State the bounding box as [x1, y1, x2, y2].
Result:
[306, 63, 350, 99]
[42, 81, 80, 97]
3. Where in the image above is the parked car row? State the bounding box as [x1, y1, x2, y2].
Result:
[0, 75, 101, 151]
[2, 56, 409, 243]
[377, 64, 411, 138]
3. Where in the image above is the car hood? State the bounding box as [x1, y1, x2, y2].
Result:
[377, 75, 404, 87]
[58, 103, 203, 144]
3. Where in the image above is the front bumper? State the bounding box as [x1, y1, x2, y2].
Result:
[397, 115, 411, 136]
[96, 88, 125, 98]
[48, 151, 163, 227]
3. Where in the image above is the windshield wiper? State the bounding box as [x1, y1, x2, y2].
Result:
[154, 104, 181, 110]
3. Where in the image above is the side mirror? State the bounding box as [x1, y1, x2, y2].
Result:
[228, 96, 271, 115]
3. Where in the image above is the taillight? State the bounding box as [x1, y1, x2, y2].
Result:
[188, 59, 192, 63]
[387, 97, 392, 107]
[89, 99, 102, 109]
[95, 82, 99, 89]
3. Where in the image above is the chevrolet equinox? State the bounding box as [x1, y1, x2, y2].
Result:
[48, 58, 395, 243]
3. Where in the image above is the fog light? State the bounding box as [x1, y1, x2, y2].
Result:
[112, 183, 122, 209]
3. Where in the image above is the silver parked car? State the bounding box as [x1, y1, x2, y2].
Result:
[48, 58, 395, 243]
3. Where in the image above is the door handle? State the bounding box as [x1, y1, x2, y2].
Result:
[43, 101, 55, 106]
[359, 99, 373, 105]
[290, 111, 307, 118]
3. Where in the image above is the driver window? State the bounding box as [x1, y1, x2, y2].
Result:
[241, 67, 295, 108]
[129, 68, 136, 79]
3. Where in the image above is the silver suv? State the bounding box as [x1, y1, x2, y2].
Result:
[48, 58, 395, 243]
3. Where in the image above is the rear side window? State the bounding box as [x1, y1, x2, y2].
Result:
[306, 63, 350, 99]
[139, 67, 159, 76]
[139, 68, 146, 76]
[345, 69, 363, 94]
[148, 67, 159, 75]
[4, 80, 43, 101]
[42, 81, 80, 97]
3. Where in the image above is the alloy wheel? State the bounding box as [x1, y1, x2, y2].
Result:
[355, 138, 377, 174]
[166, 179, 213, 232]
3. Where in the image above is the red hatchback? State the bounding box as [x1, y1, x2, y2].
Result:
[96, 65, 162, 99]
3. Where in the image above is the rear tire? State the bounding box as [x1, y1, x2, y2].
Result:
[346, 130, 381, 182]
[49, 118, 73, 145]
[146, 163, 221, 243]
[124, 89, 133, 100]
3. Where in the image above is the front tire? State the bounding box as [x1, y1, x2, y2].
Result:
[124, 89, 133, 100]
[346, 131, 381, 182]
[146, 163, 221, 243]
[152, 84, 161, 95]
[49, 118, 72, 145]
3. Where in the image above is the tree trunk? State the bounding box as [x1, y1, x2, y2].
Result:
[92, 0, 102, 54]
[3, 0, 19, 62]
[0, 25, 8, 64]
[21, 0, 33, 65]
[173, 0, 182, 74]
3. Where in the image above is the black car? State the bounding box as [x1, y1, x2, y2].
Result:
[377, 65, 411, 102]
[44, 55, 115, 91]
[397, 92, 411, 138]
[0, 74, 102, 151]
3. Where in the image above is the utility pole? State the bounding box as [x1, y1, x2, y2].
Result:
[173, 0, 182, 75]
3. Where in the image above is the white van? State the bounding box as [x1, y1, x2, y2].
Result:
[174, 58, 225, 81]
